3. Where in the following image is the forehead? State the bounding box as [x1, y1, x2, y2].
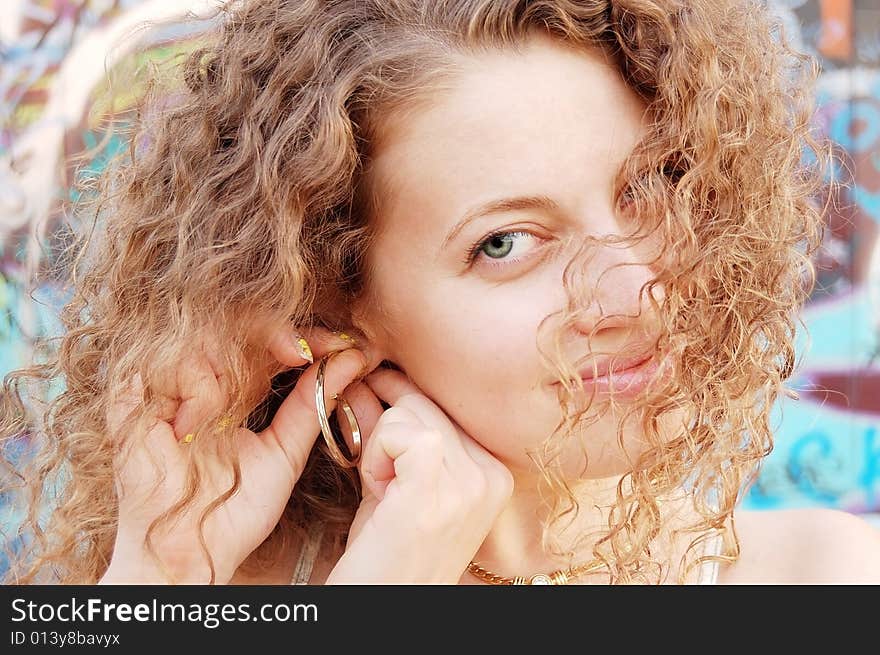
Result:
[367, 35, 649, 239]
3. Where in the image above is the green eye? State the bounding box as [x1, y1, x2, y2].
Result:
[463, 230, 539, 268]
[482, 233, 516, 259]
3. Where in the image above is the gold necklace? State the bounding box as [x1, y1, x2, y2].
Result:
[466, 558, 607, 585]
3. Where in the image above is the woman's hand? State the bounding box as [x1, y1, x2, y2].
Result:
[325, 368, 514, 584]
[100, 326, 370, 585]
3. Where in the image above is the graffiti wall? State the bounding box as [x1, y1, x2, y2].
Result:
[742, 0, 880, 517]
[1, 0, 215, 373]
[0, 0, 216, 575]
[0, 0, 878, 574]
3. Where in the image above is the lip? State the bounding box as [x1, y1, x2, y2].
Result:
[559, 351, 662, 398]
[578, 352, 655, 381]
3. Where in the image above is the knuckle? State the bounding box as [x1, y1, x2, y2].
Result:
[418, 427, 444, 450]
[493, 465, 515, 499]
[396, 392, 433, 414]
[484, 475, 513, 508]
[380, 405, 417, 423]
[464, 469, 488, 499]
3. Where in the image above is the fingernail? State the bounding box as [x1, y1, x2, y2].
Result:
[336, 331, 357, 345]
[294, 334, 313, 363]
[182, 433, 195, 444]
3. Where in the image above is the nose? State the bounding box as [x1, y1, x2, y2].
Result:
[563, 230, 661, 343]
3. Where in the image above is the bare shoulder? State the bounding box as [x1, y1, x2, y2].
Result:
[719, 508, 880, 584]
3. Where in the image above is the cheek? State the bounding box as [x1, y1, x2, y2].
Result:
[393, 284, 543, 396]
[377, 275, 683, 477]
[382, 280, 562, 461]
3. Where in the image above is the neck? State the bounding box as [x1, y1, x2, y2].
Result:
[460, 469, 704, 585]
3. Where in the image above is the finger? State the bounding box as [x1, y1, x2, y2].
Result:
[335, 380, 384, 457]
[106, 375, 181, 497]
[363, 368, 474, 470]
[106, 373, 147, 440]
[172, 350, 226, 442]
[260, 347, 367, 477]
[307, 327, 384, 378]
[362, 368, 423, 405]
[357, 405, 422, 499]
[198, 331, 232, 400]
[366, 420, 443, 498]
[266, 325, 359, 369]
[381, 424, 444, 494]
[106, 374, 176, 449]
[358, 435, 391, 502]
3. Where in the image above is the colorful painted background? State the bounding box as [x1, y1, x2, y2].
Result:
[0, 0, 879, 577]
[742, 0, 880, 521]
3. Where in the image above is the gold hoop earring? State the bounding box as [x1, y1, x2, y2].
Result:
[315, 351, 362, 468]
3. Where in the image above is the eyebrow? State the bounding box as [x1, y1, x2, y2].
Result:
[441, 195, 560, 250]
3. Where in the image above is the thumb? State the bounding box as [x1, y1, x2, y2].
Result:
[259, 348, 367, 479]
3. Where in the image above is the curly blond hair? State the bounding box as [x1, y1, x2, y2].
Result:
[1, 0, 828, 584]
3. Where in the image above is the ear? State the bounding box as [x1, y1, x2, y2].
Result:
[348, 290, 394, 366]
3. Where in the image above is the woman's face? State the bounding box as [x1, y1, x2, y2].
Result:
[356, 35, 675, 479]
